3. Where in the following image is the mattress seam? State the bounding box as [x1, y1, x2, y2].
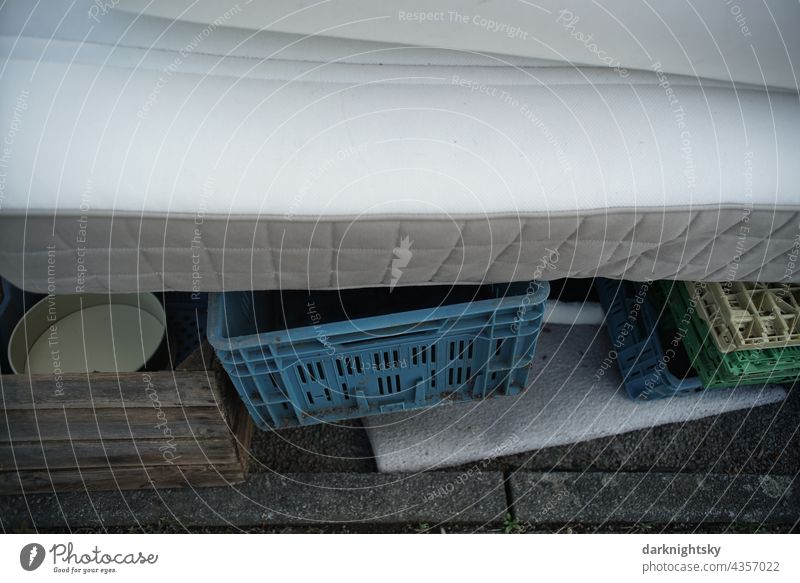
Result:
[4, 205, 799, 220]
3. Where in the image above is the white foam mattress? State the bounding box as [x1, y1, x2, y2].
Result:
[117, 0, 800, 90]
[1, 0, 799, 292]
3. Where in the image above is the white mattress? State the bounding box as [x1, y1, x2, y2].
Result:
[1, 0, 799, 292]
[118, 0, 800, 90]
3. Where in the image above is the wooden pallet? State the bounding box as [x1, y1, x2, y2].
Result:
[0, 343, 253, 493]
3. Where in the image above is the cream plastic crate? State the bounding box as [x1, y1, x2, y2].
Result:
[689, 282, 800, 352]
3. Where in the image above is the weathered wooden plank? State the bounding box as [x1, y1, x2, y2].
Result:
[1, 408, 230, 442]
[0, 438, 239, 470]
[0, 354, 253, 494]
[0, 463, 246, 494]
[0, 371, 220, 410]
[232, 402, 254, 474]
[218, 370, 255, 474]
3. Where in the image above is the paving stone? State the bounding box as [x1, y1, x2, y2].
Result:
[1, 471, 507, 530]
[248, 420, 376, 474]
[510, 472, 799, 526]
[489, 383, 800, 476]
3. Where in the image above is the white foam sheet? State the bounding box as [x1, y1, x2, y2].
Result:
[543, 300, 604, 326]
[363, 324, 787, 473]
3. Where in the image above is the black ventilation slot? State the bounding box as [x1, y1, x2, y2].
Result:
[495, 339, 504, 356]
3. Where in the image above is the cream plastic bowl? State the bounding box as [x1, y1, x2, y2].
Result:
[8, 293, 167, 374]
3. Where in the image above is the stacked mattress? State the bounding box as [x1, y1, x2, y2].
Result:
[0, 0, 798, 293]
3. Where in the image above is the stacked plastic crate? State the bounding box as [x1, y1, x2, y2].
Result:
[208, 282, 549, 429]
[657, 281, 800, 388]
[596, 279, 800, 400]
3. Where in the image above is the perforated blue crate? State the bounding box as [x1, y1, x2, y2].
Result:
[208, 282, 549, 429]
[595, 278, 703, 400]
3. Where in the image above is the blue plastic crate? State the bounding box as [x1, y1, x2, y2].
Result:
[595, 278, 703, 400]
[208, 282, 549, 429]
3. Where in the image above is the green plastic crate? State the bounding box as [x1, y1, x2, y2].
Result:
[652, 282, 800, 388]
[658, 282, 800, 385]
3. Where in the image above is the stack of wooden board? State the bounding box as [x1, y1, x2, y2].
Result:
[0, 345, 253, 493]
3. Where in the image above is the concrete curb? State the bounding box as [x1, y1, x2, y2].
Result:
[511, 472, 799, 526]
[2, 471, 796, 531]
[1, 471, 508, 530]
